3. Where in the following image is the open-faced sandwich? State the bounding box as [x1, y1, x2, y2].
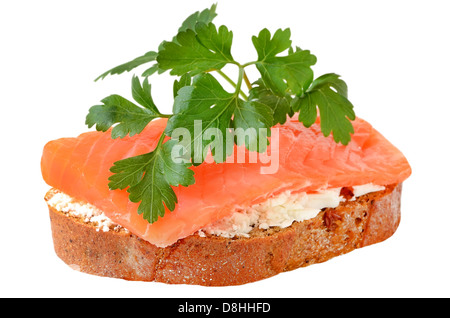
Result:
[41, 5, 411, 286]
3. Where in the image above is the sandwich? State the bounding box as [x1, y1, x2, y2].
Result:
[41, 5, 411, 286]
[41, 116, 410, 286]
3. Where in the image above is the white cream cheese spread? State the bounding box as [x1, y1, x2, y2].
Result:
[199, 183, 386, 238]
[46, 191, 126, 233]
[46, 183, 385, 238]
[352, 183, 386, 198]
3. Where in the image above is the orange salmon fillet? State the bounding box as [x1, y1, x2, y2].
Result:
[41, 117, 411, 247]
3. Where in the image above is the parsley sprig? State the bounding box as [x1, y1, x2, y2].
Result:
[86, 4, 356, 223]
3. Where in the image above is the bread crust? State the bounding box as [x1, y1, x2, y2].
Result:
[47, 183, 402, 286]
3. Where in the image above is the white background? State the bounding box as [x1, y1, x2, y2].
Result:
[1, 0, 449, 298]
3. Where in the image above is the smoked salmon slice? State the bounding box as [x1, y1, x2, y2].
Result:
[41, 116, 411, 247]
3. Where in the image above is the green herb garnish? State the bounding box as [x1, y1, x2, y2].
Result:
[86, 4, 355, 223]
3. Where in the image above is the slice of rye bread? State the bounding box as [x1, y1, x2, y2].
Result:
[46, 183, 402, 286]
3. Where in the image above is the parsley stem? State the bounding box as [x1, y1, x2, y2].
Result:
[216, 69, 248, 100]
[215, 69, 234, 87]
[156, 131, 166, 148]
[243, 71, 252, 91]
[242, 61, 257, 68]
[235, 67, 245, 99]
[159, 113, 172, 118]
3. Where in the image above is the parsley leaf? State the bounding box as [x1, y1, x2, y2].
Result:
[157, 22, 235, 76]
[177, 3, 218, 34]
[108, 136, 194, 223]
[96, 4, 218, 80]
[233, 99, 273, 152]
[130, 75, 159, 113]
[86, 76, 162, 138]
[307, 73, 348, 97]
[95, 51, 157, 81]
[292, 73, 355, 144]
[249, 79, 293, 125]
[165, 73, 236, 163]
[173, 73, 192, 98]
[161, 139, 195, 187]
[165, 73, 274, 161]
[252, 28, 317, 96]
